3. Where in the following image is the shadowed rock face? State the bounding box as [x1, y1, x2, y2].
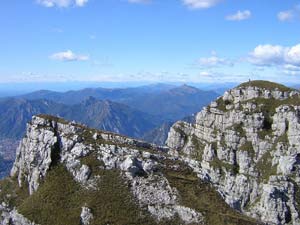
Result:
[166, 80, 300, 225]
[0, 115, 258, 225]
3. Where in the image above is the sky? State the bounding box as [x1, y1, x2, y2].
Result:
[1, 0, 300, 85]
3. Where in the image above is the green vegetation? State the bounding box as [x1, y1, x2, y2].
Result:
[211, 141, 218, 151]
[17, 164, 160, 225]
[255, 151, 277, 182]
[216, 98, 232, 111]
[256, 132, 290, 182]
[292, 181, 300, 213]
[240, 141, 255, 158]
[212, 128, 218, 136]
[18, 165, 83, 225]
[0, 177, 29, 207]
[248, 96, 300, 116]
[80, 153, 105, 175]
[244, 196, 261, 211]
[220, 136, 227, 148]
[163, 161, 258, 225]
[232, 123, 246, 137]
[277, 132, 289, 144]
[257, 129, 272, 140]
[256, 106, 274, 139]
[238, 80, 293, 92]
[38, 114, 70, 125]
[191, 135, 206, 161]
[210, 158, 239, 175]
[1, 153, 259, 225]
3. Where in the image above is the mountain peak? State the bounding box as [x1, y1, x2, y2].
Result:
[237, 80, 294, 92]
[208, 80, 300, 113]
[166, 80, 300, 225]
[170, 84, 199, 94]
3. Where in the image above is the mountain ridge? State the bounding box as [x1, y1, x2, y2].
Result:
[0, 97, 161, 140]
[16, 84, 219, 122]
[0, 114, 258, 225]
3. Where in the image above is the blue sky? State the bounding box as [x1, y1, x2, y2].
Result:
[1, 0, 300, 84]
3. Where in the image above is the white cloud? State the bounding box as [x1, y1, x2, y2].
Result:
[284, 64, 300, 72]
[37, 0, 88, 8]
[226, 10, 251, 21]
[286, 44, 300, 65]
[198, 52, 234, 67]
[75, 0, 88, 7]
[248, 44, 300, 71]
[50, 50, 89, 61]
[277, 10, 294, 22]
[182, 0, 222, 9]
[199, 71, 213, 77]
[248, 44, 284, 66]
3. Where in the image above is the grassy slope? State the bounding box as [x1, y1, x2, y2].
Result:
[162, 160, 260, 225]
[238, 80, 294, 92]
[17, 165, 159, 225]
[0, 158, 260, 225]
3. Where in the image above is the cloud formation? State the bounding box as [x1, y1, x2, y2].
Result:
[50, 50, 89, 61]
[277, 10, 294, 22]
[182, 0, 222, 9]
[226, 10, 251, 21]
[198, 52, 234, 67]
[248, 44, 300, 71]
[37, 0, 88, 8]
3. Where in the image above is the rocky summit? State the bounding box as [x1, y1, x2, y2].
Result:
[167, 80, 300, 225]
[0, 80, 299, 225]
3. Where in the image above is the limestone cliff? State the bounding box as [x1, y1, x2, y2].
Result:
[166, 80, 300, 225]
[0, 115, 257, 225]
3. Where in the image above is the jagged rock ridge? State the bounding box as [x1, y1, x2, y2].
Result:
[0, 115, 257, 225]
[166, 80, 300, 225]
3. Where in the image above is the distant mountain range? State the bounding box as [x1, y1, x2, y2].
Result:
[0, 98, 64, 139]
[0, 97, 160, 140]
[18, 83, 176, 105]
[19, 84, 218, 122]
[0, 84, 218, 140]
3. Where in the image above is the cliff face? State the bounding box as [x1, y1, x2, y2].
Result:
[166, 81, 300, 225]
[1, 115, 257, 225]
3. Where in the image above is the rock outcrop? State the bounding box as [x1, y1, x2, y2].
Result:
[9, 115, 202, 224]
[0, 204, 36, 225]
[166, 81, 300, 225]
[3, 115, 239, 225]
